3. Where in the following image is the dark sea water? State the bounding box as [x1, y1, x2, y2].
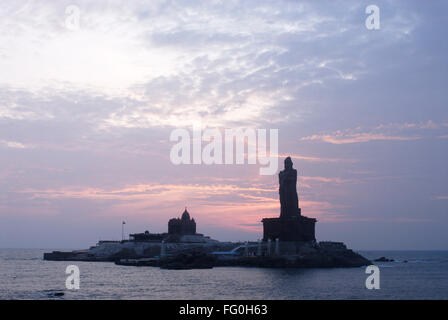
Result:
[0, 249, 447, 300]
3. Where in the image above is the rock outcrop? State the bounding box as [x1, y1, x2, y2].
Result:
[374, 256, 394, 262]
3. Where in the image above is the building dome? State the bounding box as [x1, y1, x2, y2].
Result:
[181, 207, 190, 220]
[168, 207, 196, 235]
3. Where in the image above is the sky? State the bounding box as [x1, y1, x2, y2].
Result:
[0, 0, 447, 250]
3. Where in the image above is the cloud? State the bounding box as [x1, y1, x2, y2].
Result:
[15, 178, 349, 230]
[299, 120, 448, 145]
[301, 132, 420, 144]
[433, 196, 448, 200]
[20, 183, 277, 201]
[279, 153, 358, 163]
[301, 176, 353, 184]
[0, 140, 32, 149]
[1, 0, 413, 130]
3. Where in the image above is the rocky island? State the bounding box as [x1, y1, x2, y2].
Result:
[44, 157, 371, 269]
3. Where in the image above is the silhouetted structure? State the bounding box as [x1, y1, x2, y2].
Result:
[262, 157, 316, 241]
[168, 208, 197, 235]
[129, 230, 165, 241]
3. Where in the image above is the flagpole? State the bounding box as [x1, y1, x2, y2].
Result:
[122, 221, 124, 241]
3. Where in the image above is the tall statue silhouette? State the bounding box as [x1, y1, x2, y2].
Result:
[279, 157, 300, 218]
[262, 156, 316, 241]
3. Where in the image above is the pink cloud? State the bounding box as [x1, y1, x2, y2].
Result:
[17, 180, 348, 232]
[299, 120, 448, 145]
[433, 196, 448, 200]
[300, 132, 420, 144]
[278, 153, 358, 163]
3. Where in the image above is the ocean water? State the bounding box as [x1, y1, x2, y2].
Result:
[0, 249, 447, 300]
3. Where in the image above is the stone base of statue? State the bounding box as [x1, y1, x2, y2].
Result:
[262, 209, 316, 242]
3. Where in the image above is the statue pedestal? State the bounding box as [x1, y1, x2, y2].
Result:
[262, 213, 316, 242]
